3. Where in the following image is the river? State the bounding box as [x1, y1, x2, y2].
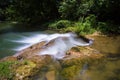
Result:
[0, 22, 120, 80]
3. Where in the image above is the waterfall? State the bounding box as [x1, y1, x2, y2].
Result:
[12, 32, 93, 59]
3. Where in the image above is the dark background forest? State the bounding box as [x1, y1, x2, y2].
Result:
[0, 0, 120, 34]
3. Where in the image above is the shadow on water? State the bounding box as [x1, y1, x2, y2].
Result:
[0, 21, 46, 34]
[0, 21, 50, 58]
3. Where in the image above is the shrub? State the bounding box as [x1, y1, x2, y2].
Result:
[48, 20, 73, 29]
[98, 22, 120, 34]
[65, 15, 96, 35]
[74, 21, 95, 35]
[59, 0, 95, 20]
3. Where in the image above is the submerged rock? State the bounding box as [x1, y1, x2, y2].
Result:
[14, 41, 47, 59]
[58, 46, 105, 80]
[45, 71, 56, 80]
[0, 34, 107, 80]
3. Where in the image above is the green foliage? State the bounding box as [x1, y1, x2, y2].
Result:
[0, 61, 14, 79]
[65, 15, 96, 35]
[92, 0, 120, 23]
[65, 22, 95, 35]
[59, 0, 120, 22]
[48, 15, 96, 35]
[98, 22, 120, 34]
[0, 0, 12, 21]
[59, 0, 78, 20]
[0, 0, 119, 34]
[58, 0, 120, 34]
[59, 0, 97, 20]
[48, 20, 73, 29]
[4, 0, 59, 24]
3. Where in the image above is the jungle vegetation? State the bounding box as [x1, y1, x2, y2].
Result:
[0, 0, 120, 34]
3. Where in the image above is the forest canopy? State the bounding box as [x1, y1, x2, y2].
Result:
[0, 0, 120, 34]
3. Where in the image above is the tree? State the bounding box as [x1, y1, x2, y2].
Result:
[0, 0, 11, 21]
[6, 0, 59, 24]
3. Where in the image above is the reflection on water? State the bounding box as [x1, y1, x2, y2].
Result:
[78, 59, 120, 80]
[58, 58, 120, 80]
[58, 35, 120, 80]
[92, 36, 120, 55]
[75, 35, 120, 80]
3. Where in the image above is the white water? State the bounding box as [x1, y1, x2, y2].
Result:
[12, 33, 93, 59]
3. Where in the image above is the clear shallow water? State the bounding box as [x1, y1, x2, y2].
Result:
[92, 36, 120, 55]
[0, 34, 119, 80]
[78, 35, 120, 80]
[0, 32, 43, 58]
[76, 58, 120, 80]
[0, 22, 120, 80]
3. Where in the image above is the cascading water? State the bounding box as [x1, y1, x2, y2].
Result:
[12, 32, 93, 59]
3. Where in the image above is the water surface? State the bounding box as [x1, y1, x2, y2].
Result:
[0, 22, 120, 80]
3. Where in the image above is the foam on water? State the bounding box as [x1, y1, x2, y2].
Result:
[12, 32, 93, 59]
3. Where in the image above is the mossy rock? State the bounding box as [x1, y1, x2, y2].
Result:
[0, 55, 54, 80]
[60, 65, 82, 80]
[0, 60, 36, 80]
[0, 61, 17, 80]
[59, 47, 106, 80]
[14, 60, 36, 80]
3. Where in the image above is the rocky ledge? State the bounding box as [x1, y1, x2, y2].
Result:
[0, 35, 106, 80]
